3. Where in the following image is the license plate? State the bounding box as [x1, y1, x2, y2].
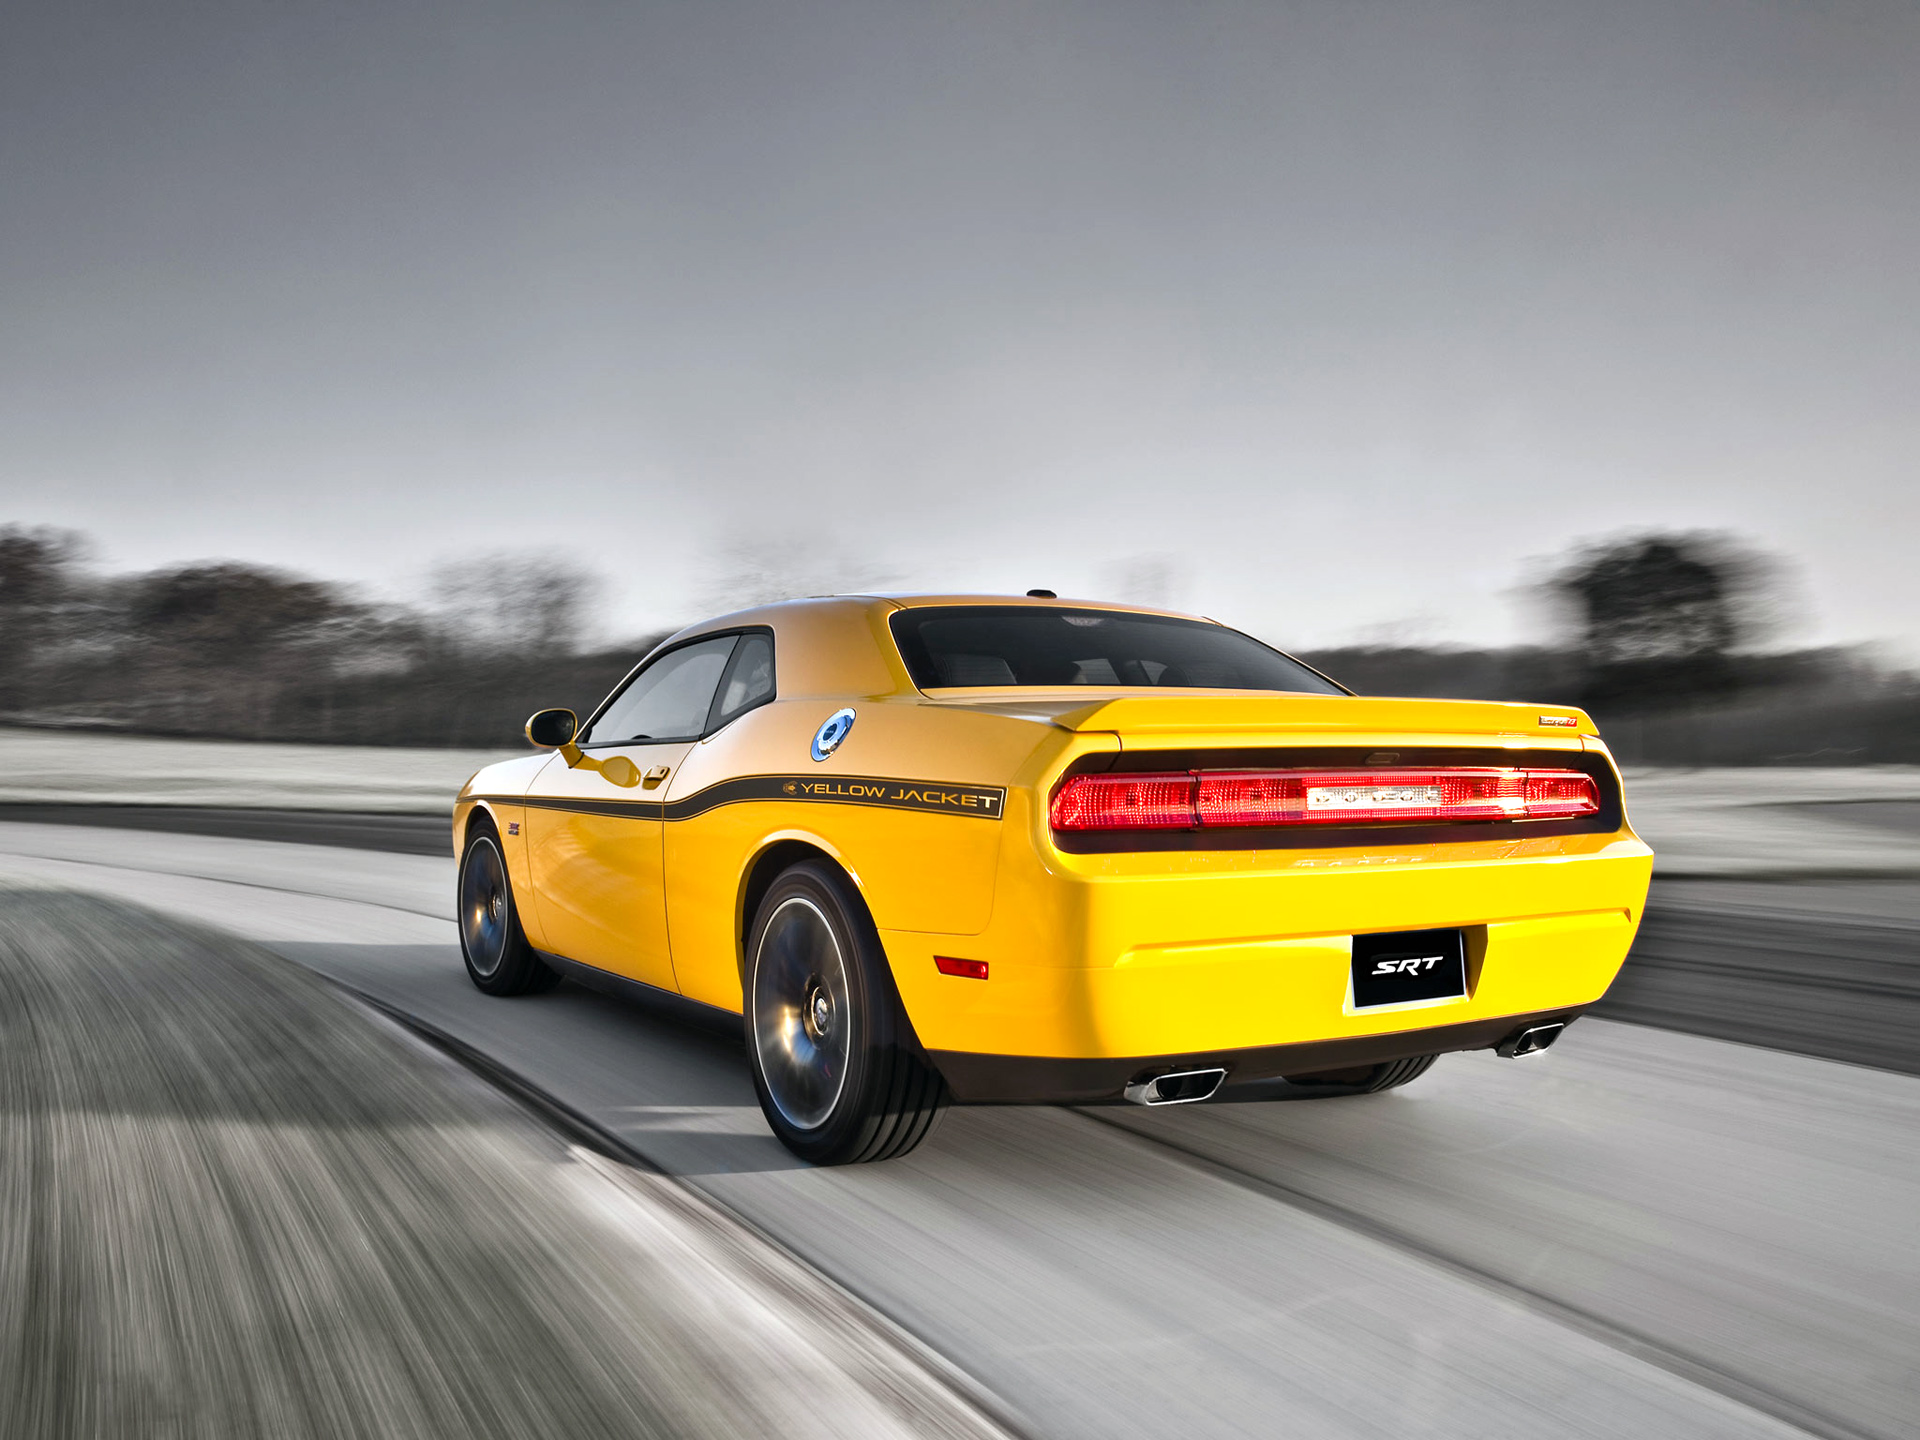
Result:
[1350, 928, 1467, 1011]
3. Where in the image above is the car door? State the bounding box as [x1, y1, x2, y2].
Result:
[526, 634, 738, 991]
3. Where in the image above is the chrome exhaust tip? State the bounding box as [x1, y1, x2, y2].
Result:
[1124, 1067, 1228, 1106]
[1496, 1022, 1566, 1058]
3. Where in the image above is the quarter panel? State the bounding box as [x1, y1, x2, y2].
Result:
[660, 696, 1061, 1010]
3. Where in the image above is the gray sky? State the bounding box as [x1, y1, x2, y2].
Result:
[4, 0, 1916, 652]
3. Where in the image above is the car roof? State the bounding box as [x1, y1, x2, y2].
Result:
[642, 594, 1230, 700]
[868, 592, 1216, 624]
[665, 593, 1216, 637]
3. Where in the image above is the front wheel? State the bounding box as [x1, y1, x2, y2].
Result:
[458, 822, 560, 996]
[745, 861, 947, 1164]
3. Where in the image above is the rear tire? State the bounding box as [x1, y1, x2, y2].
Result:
[744, 861, 948, 1164]
[458, 821, 560, 996]
[1280, 1053, 1438, 1096]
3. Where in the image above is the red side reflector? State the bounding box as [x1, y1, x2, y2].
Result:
[934, 956, 989, 980]
[1050, 768, 1599, 831]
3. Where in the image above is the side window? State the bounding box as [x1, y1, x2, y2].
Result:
[710, 632, 776, 728]
[584, 636, 737, 745]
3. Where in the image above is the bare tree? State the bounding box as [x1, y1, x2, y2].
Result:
[0, 525, 90, 711]
[130, 563, 348, 661]
[429, 552, 605, 657]
[1543, 531, 1783, 712]
[122, 563, 361, 734]
[697, 540, 900, 616]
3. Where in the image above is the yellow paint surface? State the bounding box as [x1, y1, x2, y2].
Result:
[456, 595, 1652, 1064]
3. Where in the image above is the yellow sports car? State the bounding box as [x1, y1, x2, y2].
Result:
[454, 594, 1652, 1164]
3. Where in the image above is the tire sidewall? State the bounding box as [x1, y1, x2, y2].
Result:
[745, 862, 891, 1162]
[459, 821, 532, 994]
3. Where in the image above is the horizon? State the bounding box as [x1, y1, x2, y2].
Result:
[13, 517, 1908, 668]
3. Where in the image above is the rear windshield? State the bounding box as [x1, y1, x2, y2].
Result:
[889, 606, 1346, 694]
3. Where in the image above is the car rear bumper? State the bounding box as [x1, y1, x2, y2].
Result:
[927, 1006, 1586, 1103]
[884, 834, 1652, 1071]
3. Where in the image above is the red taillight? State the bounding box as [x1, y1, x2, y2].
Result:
[1045, 772, 1198, 830]
[1049, 768, 1600, 831]
[934, 956, 989, 980]
[1519, 771, 1601, 818]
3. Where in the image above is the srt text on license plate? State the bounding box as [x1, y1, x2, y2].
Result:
[1350, 928, 1468, 1010]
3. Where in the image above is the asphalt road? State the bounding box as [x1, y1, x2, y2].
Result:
[1598, 879, 1920, 1075]
[0, 886, 1003, 1440]
[0, 819, 1915, 1440]
[0, 803, 451, 855]
[12, 803, 1915, 1073]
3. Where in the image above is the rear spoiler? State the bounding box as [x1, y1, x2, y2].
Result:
[1046, 694, 1598, 740]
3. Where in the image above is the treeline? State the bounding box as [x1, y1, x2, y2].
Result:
[1300, 533, 1920, 764]
[0, 527, 663, 748]
[2, 524, 1913, 762]
[1296, 644, 1920, 766]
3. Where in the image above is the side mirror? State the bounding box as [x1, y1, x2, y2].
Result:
[525, 708, 578, 749]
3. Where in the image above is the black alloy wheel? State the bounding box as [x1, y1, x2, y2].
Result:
[458, 822, 559, 996]
[745, 861, 947, 1164]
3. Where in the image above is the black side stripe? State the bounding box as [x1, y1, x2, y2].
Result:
[472, 774, 1007, 823]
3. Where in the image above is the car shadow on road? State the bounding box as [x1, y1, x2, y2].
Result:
[272, 941, 810, 1175]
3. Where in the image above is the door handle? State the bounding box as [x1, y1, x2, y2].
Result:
[643, 765, 671, 788]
